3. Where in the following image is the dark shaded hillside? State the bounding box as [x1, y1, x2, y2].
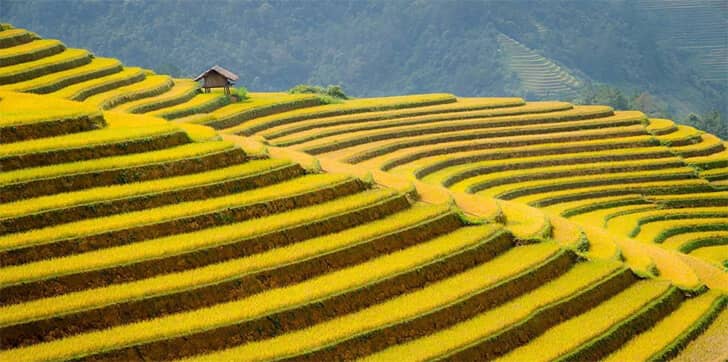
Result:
[2, 0, 726, 136]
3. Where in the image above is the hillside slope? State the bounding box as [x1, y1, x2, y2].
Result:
[0, 23, 726, 361]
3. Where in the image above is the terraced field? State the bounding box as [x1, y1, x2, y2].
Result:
[497, 33, 582, 99]
[1, 22, 726, 361]
[639, 0, 727, 82]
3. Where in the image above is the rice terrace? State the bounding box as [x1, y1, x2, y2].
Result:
[0, 1, 727, 361]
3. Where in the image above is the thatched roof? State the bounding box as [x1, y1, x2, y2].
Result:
[193, 65, 239, 82]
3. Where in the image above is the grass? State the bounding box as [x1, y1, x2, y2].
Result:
[185, 241, 560, 361]
[0, 203, 450, 327]
[0, 224, 519, 361]
[0, 159, 289, 220]
[0, 57, 122, 93]
[363, 260, 622, 361]
[0, 188, 396, 287]
[604, 290, 725, 361]
[496, 281, 673, 362]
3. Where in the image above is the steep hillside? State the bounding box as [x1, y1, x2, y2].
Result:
[497, 33, 582, 100]
[0, 23, 726, 361]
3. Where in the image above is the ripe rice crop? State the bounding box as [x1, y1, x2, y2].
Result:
[0, 48, 90, 85]
[689, 245, 728, 267]
[636, 218, 728, 243]
[83, 74, 174, 109]
[225, 93, 458, 136]
[0, 173, 350, 252]
[363, 260, 623, 361]
[0, 39, 65, 67]
[0, 57, 122, 94]
[146, 92, 229, 119]
[0, 141, 233, 186]
[0, 159, 289, 220]
[48, 66, 145, 101]
[0, 224, 521, 361]
[111, 79, 200, 113]
[0, 90, 101, 127]
[604, 290, 726, 361]
[662, 231, 728, 252]
[0, 122, 180, 159]
[0, 189, 396, 286]
[497, 281, 676, 362]
[260, 97, 529, 140]
[182, 241, 561, 362]
[206, 92, 323, 129]
[0, 204, 451, 327]
[270, 101, 573, 147]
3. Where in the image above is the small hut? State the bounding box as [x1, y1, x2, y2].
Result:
[194, 65, 239, 95]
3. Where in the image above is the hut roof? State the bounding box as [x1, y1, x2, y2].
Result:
[194, 65, 239, 82]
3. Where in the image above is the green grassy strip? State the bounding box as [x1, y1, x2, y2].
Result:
[679, 236, 728, 253]
[562, 198, 651, 218]
[630, 211, 728, 237]
[0, 57, 122, 94]
[0, 39, 65, 67]
[655, 223, 728, 243]
[0, 48, 90, 85]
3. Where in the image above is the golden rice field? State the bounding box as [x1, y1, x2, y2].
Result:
[0, 23, 726, 361]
